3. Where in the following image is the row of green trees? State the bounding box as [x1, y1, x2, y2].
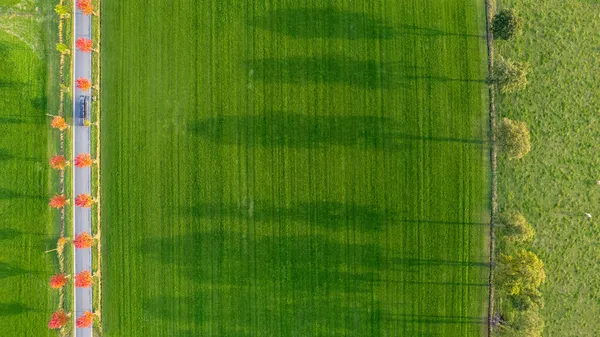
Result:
[491, 9, 545, 337]
[494, 214, 546, 337]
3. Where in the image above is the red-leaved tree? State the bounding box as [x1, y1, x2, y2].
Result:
[51, 116, 69, 131]
[76, 0, 91, 10]
[76, 77, 92, 91]
[49, 195, 69, 209]
[75, 270, 93, 288]
[50, 274, 69, 289]
[73, 232, 94, 249]
[76, 37, 94, 52]
[76, 311, 95, 328]
[82, 4, 95, 16]
[50, 155, 68, 170]
[74, 153, 94, 168]
[48, 310, 69, 329]
[75, 194, 94, 208]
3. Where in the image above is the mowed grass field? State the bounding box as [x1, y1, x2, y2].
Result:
[0, 1, 58, 335]
[495, 0, 600, 335]
[101, 1, 490, 336]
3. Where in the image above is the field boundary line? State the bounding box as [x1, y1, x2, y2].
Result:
[484, 0, 498, 336]
[94, 0, 103, 332]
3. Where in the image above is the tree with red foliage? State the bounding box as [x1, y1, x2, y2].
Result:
[76, 77, 92, 91]
[50, 274, 69, 289]
[51, 116, 69, 131]
[76, 311, 95, 328]
[74, 153, 94, 168]
[48, 310, 70, 329]
[73, 232, 94, 249]
[50, 155, 68, 170]
[76, 0, 95, 16]
[76, 37, 94, 53]
[75, 270, 93, 288]
[49, 195, 69, 209]
[75, 194, 95, 208]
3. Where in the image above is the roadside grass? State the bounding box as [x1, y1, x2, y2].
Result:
[0, 0, 71, 335]
[495, 0, 600, 335]
[102, 1, 491, 336]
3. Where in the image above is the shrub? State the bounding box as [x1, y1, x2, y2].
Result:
[492, 9, 524, 40]
[493, 57, 530, 93]
[498, 212, 535, 243]
[497, 118, 531, 160]
[495, 249, 546, 297]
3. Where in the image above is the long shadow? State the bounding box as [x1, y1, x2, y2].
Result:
[250, 7, 395, 40]
[0, 117, 24, 124]
[188, 113, 486, 149]
[249, 8, 484, 40]
[141, 230, 380, 293]
[0, 262, 26, 279]
[0, 188, 43, 200]
[186, 201, 394, 231]
[247, 57, 416, 89]
[386, 258, 489, 272]
[390, 313, 486, 325]
[0, 149, 14, 161]
[398, 219, 489, 227]
[0, 302, 31, 317]
[0, 228, 22, 240]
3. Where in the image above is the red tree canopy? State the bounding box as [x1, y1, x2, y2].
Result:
[76, 77, 92, 91]
[49, 195, 68, 209]
[82, 4, 95, 15]
[75, 270, 93, 288]
[76, 38, 93, 52]
[48, 310, 69, 329]
[51, 116, 69, 131]
[76, 311, 95, 328]
[74, 153, 94, 168]
[76, 0, 91, 10]
[50, 274, 68, 289]
[75, 194, 94, 208]
[73, 232, 94, 249]
[50, 155, 68, 170]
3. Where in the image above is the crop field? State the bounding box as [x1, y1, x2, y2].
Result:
[495, 0, 600, 335]
[101, 1, 490, 336]
[0, 1, 58, 335]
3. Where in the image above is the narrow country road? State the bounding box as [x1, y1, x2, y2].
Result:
[73, 6, 93, 337]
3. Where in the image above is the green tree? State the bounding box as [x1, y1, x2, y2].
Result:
[493, 57, 530, 93]
[497, 118, 531, 160]
[54, 4, 70, 17]
[55, 43, 70, 55]
[495, 249, 546, 297]
[492, 9, 524, 40]
[498, 212, 535, 243]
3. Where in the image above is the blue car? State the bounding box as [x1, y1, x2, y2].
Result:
[79, 95, 89, 125]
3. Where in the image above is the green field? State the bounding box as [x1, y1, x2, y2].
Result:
[102, 1, 491, 336]
[0, 1, 58, 336]
[495, 0, 600, 335]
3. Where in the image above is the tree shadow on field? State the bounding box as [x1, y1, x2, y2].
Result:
[385, 257, 489, 273]
[397, 219, 489, 227]
[0, 262, 26, 279]
[188, 113, 487, 150]
[0, 302, 32, 317]
[249, 8, 484, 40]
[141, 230, 381, 293]
[30, 96, 46, 111]
[185, 201, 395, 232]
[0, 228, 22, 240]
[0, 188, 43, 200]
[250, 7, 395, 40]
[247, 57, 417, 89]
[0, 149, 15, 161]
[0, 117, 24, 124]
[388, 313, 486, 325]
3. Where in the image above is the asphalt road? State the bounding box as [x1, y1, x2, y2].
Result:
[73, 8, 93, 337]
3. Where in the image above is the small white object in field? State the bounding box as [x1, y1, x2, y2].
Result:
[585, 213, 592, 219]
[596, 180, 600, 186]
